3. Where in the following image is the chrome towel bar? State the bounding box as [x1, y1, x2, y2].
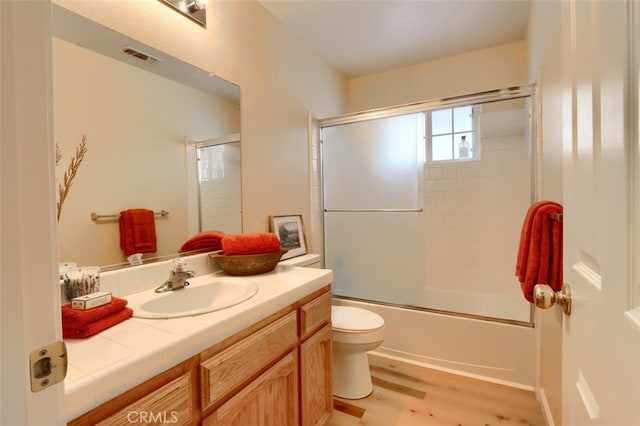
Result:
[324, 208, 423, 213]
[91, 210, 169, 221]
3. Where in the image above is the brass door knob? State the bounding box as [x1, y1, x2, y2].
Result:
[533, 283, 572, 315]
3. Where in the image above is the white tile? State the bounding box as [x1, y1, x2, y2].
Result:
[143, 262, 170, 292]
[64, 373, 96, 421]
[98, 272, 119, 296]
[89, 348, 164, 409]
[67, 335, 137, 374]
[107, 324, 174, 351]
[117, 266, 146, 297]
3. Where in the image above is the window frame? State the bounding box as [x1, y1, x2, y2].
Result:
[425, 105, 480, 164]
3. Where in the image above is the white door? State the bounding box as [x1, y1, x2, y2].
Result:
[1, 1, 65, 423]
[562, 1, 640, 424]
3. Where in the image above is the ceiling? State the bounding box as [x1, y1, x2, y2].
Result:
[258, 0, 531, 77]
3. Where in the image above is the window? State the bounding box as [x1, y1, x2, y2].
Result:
[426, 105, 478, 163]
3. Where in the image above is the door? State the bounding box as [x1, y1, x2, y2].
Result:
[322, 113, 425, 305]
[562, 1, 640, 424]
[1, 1, 65, 423]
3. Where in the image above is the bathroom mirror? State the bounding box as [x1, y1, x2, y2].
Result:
[53, 5, 241, 270]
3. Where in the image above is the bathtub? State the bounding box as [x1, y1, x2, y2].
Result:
[333, 297, 537, 390]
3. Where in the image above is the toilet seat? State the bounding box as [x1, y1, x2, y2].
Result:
[332, 306, 384, 333]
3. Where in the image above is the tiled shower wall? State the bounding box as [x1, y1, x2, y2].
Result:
[423, 103, 532, 320]
[199, 142, 242, 234]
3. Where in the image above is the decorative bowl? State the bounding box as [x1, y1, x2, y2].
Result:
[209, 249, 288, 276]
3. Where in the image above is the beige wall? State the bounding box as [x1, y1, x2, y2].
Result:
[348, 40, 527, 112]
[54, 0, 347, 243]
[528, 1, 564, 425]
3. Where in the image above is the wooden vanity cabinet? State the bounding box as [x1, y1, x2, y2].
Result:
[68, 357, 199, 426]
[68, 285, 333, 426]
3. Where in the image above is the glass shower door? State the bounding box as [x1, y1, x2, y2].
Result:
[322, 113, 425, 305]
[322, 95, 535, 323]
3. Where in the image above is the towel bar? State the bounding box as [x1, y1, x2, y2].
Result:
[549, 213, 563, 221]
[324, 208, 423, 213]
[533, 283, 572, 315]
[91, 210, 169, 221]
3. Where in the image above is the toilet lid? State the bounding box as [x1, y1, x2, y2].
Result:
[332, 306, 384, 332]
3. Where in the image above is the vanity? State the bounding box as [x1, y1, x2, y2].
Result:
[64, 262, 333, 425]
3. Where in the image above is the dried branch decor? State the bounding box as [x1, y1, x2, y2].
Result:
[57, 135, 88, 222]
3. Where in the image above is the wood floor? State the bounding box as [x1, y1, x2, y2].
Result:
[329, 354, 547, 426]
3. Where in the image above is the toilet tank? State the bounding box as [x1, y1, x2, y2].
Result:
[279, 253, 321, 268]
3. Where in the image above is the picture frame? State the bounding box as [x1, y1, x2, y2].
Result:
[269, 215, 307, 260]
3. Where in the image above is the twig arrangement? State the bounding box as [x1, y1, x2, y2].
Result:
[57, 135, 88, 222]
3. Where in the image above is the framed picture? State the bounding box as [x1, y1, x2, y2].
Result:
[270, 215, 307, 260]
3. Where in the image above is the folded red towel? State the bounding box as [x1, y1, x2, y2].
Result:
[221, 233, 282, 256]
[61, 297, 128, 328]
[119, 209, 157, 257]
[515, 201, 563, 303]
[180, 230, 225, 252]
[63, 307, 133, 339]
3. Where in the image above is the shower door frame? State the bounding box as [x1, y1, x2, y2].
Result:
[318, 83, 539, 327]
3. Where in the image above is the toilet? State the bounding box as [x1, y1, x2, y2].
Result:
[281, 254, 385, 399]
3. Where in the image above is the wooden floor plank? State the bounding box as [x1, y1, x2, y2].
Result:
[328, 354, 546, 426]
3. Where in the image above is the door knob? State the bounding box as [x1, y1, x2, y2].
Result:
[533, 283, 572, 315]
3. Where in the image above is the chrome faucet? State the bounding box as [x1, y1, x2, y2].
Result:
[155, 260, 195, 293]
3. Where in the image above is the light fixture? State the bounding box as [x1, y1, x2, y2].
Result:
[159, 0, 207, 28]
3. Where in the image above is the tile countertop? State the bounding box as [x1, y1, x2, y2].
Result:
[63, 264, 333, 422]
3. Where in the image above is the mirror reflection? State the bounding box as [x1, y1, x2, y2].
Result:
[53, 6, 241, 269]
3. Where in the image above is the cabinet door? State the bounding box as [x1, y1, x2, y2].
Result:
[300, 324, 333, 426]
[202, 351, 299, 426]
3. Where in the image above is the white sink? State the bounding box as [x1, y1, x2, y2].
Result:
[126, 275, 259, 319]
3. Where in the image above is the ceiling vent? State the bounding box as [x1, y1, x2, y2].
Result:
[122, 47, 159, 64]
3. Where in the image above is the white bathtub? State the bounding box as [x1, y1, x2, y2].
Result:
[333, 297, 537, 390]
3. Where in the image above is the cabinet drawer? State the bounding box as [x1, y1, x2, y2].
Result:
[200, 311, 297, 411]
[300, 291, 331, 338]
[96, 373, 192, 426]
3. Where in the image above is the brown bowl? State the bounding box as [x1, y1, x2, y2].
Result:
[209, 249, 288, 276]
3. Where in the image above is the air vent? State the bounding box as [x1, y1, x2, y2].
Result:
[122, 47, 159, 64]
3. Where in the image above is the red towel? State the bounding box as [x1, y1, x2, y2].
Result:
[61, 297, 129, 328]
[63, 308, 133, 339]
[180, 230, 225, 252]
[119, 209, 157, 257]
[515, 201, 563, 303]
[221, 233, 282, 255]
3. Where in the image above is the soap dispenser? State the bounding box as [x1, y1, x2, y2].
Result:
[458, 135, 470, 158]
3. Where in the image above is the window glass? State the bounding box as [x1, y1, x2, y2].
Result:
[454, 105, 473, 132]
[432, 135, 453, 161]
[428, 106, 477, 163]
[431, 109, 452, 135]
